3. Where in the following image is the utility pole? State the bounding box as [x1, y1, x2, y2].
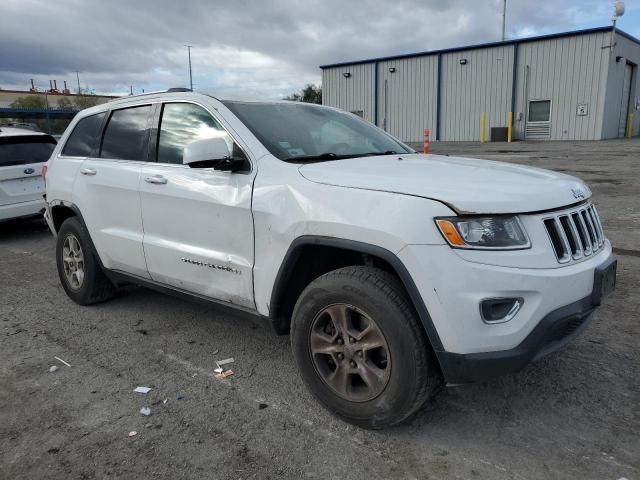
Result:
[501, 0, 507, 41]
[186, 45, 193, 91]
[75, 71, 81, 94]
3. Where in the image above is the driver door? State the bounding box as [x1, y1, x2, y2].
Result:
[139, 102, 255, 309]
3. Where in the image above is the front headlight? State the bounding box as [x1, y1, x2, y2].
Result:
[435, 216, 530, 250]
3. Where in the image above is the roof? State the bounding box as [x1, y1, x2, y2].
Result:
[320, 26, 640, 69]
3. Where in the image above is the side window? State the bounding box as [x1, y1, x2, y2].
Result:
[100, 105, 152, 160]
[157, 103, 233, 164]
[61, 112, 106, 157]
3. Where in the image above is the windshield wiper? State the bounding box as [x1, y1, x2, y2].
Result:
[286, 153, 345, 163]
[355, 150, 398, 157]
[287, 150, 400, 163]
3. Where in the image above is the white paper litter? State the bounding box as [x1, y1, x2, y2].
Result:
[134, 386, 151, 394]
[216, 358, 234, 367]
[140, 406, 151, 416]
[213, 367, 223, 374]
[49, 365, 59, 373]
[128, 431, 137, 437]
[54, 356, 71, 367]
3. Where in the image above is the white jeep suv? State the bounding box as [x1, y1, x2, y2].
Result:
[44, 90, 617, 428]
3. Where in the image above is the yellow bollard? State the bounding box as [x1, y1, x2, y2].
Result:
[626, 113, 633, 138]
[480, 112, 486, 144]
[507, 112, 513, 143]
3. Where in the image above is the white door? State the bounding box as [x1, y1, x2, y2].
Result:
[0, 133, 54, 219]
[72, 105, 152, 278]
[618, 63, 633, 138]
[139, 102, 255, 308]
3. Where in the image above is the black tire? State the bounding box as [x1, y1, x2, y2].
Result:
[291, 266, 438, 429]
[56, 217, 116, 305]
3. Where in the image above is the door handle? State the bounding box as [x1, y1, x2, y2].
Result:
[80, 167, 97, 176]
[23, 168, 35, 175]
[145, 175, 168, 185]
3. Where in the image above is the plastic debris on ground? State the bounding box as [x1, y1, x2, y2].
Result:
[128, 431, 137, 437]
[49, 365, 59, 373]
[54, 356, 71, 367]
[134, 386, 151, 394]
[214, 357, 235, 380]
[215, 358, 234, 367]
[163, 399, 168, 404]
[214, 369, 234, 380]
[140, 406, 151, 416]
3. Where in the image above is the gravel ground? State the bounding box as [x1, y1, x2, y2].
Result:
[1, 139, 639, 480]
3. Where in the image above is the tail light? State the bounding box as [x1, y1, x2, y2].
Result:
[42, 164, 48, 184]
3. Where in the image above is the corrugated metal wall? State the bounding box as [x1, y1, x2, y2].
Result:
[513, 31, 610, 141]
[322, 63, 375, 123]
[440, 45, 514, 141]
[321, 30, 639, 142]
[602, 34, 640, 139]
[375, 56, 438, 143]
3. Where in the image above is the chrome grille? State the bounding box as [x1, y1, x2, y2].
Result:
[543, 204, 605, 263]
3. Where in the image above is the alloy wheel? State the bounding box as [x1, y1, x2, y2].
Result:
[309, 304, 391, 402]
[62, 234, 85, 291]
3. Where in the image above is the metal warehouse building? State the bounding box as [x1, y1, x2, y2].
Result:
[321, 27, 640, 143]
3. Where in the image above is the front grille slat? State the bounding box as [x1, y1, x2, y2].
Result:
[544, 203, 605, 264]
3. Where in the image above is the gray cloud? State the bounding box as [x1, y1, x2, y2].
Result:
[0, 0, 628, 98]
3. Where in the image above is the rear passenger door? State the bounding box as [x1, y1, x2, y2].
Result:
[72, 105, 152, 278]
[138, 102, 255, 308]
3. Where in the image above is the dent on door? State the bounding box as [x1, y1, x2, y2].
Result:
[139, 165, 255, 308]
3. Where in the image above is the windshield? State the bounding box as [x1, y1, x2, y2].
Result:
[222, 101, 411, 162]
[0, 135, 57, 167]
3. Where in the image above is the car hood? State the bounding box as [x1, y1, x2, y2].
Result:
[298, 153, 591, 214]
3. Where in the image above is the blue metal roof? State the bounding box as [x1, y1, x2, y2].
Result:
[319, 26, 640, 69]
[0, 107, 79, 119]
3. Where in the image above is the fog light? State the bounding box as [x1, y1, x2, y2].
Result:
[480, 298, 523, 324]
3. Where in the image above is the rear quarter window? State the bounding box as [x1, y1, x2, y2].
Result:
[61, 112, 106, 157]
[0, 135, 57, 166]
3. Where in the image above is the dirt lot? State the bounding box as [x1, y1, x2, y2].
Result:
[1, 139, 639, 480]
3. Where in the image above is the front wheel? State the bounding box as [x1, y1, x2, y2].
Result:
[291, 266, 438, 429]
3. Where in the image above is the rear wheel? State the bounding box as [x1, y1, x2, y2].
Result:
[291, 266, 437, 429]
[56, 217, 115, 305]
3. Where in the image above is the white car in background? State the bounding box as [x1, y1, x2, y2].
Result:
[0, 126, 56, 222]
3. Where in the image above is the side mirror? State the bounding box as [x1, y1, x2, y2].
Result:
[183, 137, 230, 166]
[183, 137, 248, 172]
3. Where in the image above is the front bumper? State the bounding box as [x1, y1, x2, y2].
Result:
[398, 242, 616, 385]
[437, 263, 612, 384]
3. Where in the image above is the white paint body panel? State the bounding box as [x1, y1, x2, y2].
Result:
[299, 153, 591, 214]
[45, 93, 614, 358]
[139, 163, 255, 308]
[73, 159, 149, 278]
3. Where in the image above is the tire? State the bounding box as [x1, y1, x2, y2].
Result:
[291, 266, 438, 429]
[56, 217, 116, 305]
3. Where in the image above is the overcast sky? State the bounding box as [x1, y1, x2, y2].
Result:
[1, 0, 638, 99]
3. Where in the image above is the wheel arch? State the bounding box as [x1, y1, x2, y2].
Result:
[268, 236, 445, 356]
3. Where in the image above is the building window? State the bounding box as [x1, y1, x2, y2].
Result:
[528, 100, 551, 122]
